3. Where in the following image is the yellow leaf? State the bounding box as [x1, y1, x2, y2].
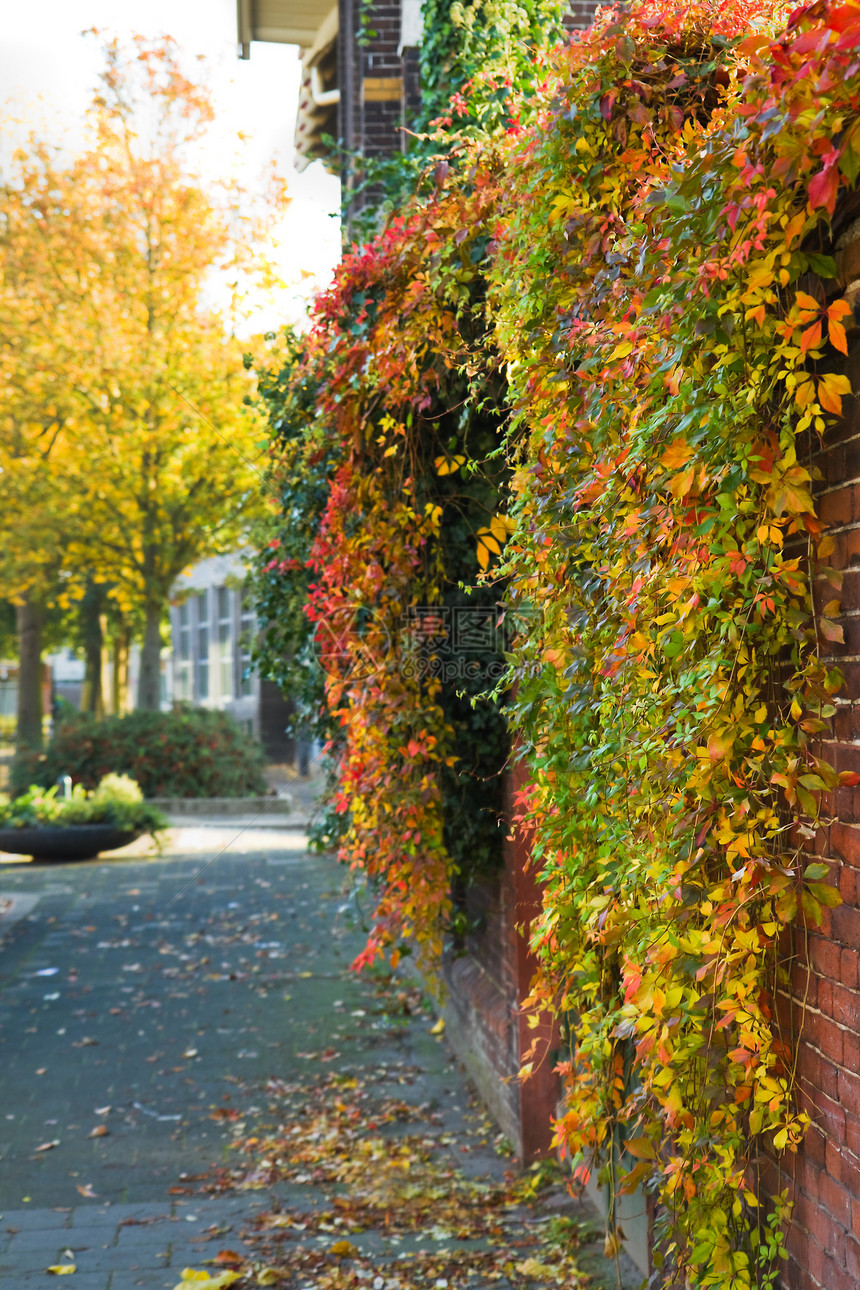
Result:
[783, 209, 807, 247]
[47, 1269, 76, 1277]
[794, 375, 815, 408]
[330, 1240, 359, 1258]
[476, 527, 502, 570]
[516, 1257, 557, 1278]
[624, 1135, 657, 1160]
[434, 454, 466, 476]
[258, 1272, 283, 1286]
[173, 1273, 241, 1290]
[668, 464, 695, 499]
[429, 1016, 445, 1034]
[489, 514, 509, 543]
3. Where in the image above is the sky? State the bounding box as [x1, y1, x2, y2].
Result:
[0, 0, 343, 331]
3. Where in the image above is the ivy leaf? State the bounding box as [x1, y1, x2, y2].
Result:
[804, 252, 837, 278]
[819, 618, 844, 643]
[624, 1135, 657, 1160]
[818, 372, 852, 415]
[807, 881, 841, 908]
[434, 454, 466, 475]
[476, 527, 502, 570]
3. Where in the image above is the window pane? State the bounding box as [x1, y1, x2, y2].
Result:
[217, 586, 233, 699]
[239, 588, 255, 698]
[197, 590, 209, 701]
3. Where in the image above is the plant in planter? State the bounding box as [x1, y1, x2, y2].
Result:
[0, 774, 167, 861]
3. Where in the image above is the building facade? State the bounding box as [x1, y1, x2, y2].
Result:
[169, 553, 294, 761]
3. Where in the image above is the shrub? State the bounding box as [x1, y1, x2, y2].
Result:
[11, 705, 269, 798]
[0, 774, 166, 835]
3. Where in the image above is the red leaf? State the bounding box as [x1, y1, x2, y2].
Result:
[808, 163, 840, 214]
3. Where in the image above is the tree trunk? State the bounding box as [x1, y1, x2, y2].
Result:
[16, 598, 44, 752]
[112, 624, 131, 715]
[80, 584, 105, 717]
[137, 602, 163, 711]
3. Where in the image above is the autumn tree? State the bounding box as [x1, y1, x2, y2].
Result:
[0, 34, 286, 727]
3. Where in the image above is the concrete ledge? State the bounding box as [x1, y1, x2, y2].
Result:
[148, 795, 293, 817]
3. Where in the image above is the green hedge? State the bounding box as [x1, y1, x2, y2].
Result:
[11, 705, 269, 799]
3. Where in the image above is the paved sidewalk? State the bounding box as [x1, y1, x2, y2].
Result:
[0, 827, 639, 1289]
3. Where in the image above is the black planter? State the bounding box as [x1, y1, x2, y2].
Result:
[0, 825, 142, 862]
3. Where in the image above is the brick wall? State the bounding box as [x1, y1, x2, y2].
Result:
[768, 226, 860, 1289]
[441, 758, 559, 1162]
[339, 0, 602, 225]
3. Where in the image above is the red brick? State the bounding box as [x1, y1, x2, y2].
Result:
[846, 1235, 860, 1282]
[844, 1113, 860, 1157]
[833, 706, 860, 741]
[843, 1028, 860, 1071]
[829, 902, 860, 951]
[832, 783, 860, 823]
[809, 1088, 848, 1141]
[838, 568, 860, 610]
[806, 1233, 828, 1283]
[808, 1010, 845, 1063]
[820, 485, 857, 527]
[841, 946, 860, 991]
[810, 933, 842, 979]
[840, 1069, 860, 1117]
[818, 1170, 851, 1227]
[820, 443, 847, 486]
[826, 1137, 845, 1182]
[802, 1124, 828, 1169]
[830, 825, 860, 866]
[808, 1211, 847, 1264]
[800, 1044, 840, 1100]
[839, 1145, 860, 1194]
[831, 982, 860, 1031]
[795, 966, 820, 1009]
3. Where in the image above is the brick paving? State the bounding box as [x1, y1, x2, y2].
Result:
[0, 825, 639, 1289]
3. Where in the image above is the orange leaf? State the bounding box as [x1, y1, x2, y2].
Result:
[794, 290, 821, 312]
[828, 318, 848, 355]
[799, 320, 822, 354]
[661, 437, 692, 471]
[818, 372, 852, 415]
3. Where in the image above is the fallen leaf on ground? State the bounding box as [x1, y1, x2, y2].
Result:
[47, 1267, 76, 1276]
[88, 1125, 109, 1138]
[212, 1250, 242, 1264]
[76, 1184, 98, 1198]
[173, 1272, 240, 1289]
[429, 1017, 445, 1035]
[330, 1240, 359, 1258]
[35, 1139, 60, 1151]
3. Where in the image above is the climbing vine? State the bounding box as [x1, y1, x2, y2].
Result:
[256, 0, 860, 1283]
[491, 2, 860, 1284]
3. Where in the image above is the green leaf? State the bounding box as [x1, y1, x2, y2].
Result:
[803, 253, 837, 279]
